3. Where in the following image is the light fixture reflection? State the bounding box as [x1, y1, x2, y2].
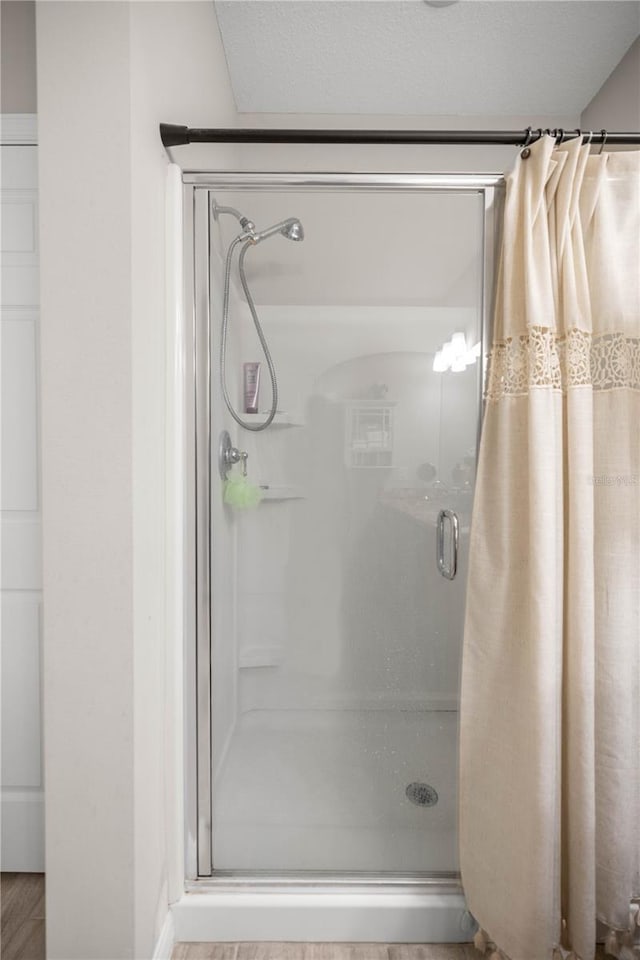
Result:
[433, 335, 481, 374]
[432, 350, 448, 372]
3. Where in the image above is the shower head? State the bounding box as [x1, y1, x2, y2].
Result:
[213, 202, 303, 245]
[281, 218, 304, 242]
[251, 218, 304, 245]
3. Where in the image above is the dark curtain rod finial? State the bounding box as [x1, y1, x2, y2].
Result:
[161, 124, 190, 147]
[159, 123, 640, 149]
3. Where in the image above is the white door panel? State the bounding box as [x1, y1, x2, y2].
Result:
[1, 144, 38, 186]
[1, 517, 42, 590]
[1, 194, 38, 254]
[1, 135, 44, 871]
[1, 600, 42, 787]
[1, 176, 39, 307]
[1, 318, 39, 510]
[0, 267, 40, 307]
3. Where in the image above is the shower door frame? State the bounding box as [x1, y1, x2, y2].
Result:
[182, 171, 504, 886]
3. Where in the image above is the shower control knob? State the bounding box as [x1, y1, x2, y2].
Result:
[219, 430, 249, 478]
[227, 445, 248, 476]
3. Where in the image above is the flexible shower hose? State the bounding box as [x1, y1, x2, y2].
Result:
[220, 234, 279, 431]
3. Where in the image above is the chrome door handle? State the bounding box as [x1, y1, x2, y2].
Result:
[437, 509, 459, 580]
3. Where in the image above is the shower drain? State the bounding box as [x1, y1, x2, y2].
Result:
[406, 782, 438, 807]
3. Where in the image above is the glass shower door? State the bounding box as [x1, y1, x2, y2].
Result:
[198, 178, 491, 876]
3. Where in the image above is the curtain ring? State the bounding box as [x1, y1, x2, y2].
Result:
[555, 128, 565, 145]
[583, 130, 594, 147]
[598, 129, 608, 155]
[520, 126, 533, 158]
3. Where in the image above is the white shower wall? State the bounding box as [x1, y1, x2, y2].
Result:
[233, 304, 477, 716]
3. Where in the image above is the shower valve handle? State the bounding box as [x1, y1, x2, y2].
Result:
[219, 430, 248, 478]
[227, 446, 248, 476]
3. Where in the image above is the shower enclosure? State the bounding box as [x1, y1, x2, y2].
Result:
[181, 172, 501, 939]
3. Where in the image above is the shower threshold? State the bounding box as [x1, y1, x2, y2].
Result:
[173, 874, 474, 943]
[187, 872, 462, 890]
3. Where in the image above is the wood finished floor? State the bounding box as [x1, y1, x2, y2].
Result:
[172, 947, 479, 959]
[172, 943, 611, 959]
[1, 873, 45, 960]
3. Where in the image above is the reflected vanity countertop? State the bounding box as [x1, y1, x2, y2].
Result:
[378, 489, 472, 530]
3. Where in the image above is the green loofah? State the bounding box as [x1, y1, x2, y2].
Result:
[223, 473, 263, 509]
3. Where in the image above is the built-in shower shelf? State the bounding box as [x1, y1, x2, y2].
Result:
[259, 484, 306, 501]
[243, 412, 305, 428]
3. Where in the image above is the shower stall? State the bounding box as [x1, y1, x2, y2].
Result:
[179, 172, 502, 941]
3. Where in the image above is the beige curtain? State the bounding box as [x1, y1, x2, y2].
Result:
[460, 135, 640, 960]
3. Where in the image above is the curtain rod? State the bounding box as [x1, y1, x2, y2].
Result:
[160, 124, 640, 149]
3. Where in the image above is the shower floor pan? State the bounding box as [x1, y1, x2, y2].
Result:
[213, 707, 460, 873]
[173, 709, 473, 943]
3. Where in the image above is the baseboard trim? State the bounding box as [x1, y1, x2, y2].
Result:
[152, 911, 175, 960]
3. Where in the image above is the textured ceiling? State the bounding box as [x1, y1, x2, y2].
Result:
[215, 0, 640, 116]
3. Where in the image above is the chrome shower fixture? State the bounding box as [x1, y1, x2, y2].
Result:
[213, 200, 305, 432]
[251, 218, 304, 245]
[211, 202, 255, 234]
[212, 202, 303, 245]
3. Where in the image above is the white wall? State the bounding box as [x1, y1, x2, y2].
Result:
[582, 37, 640, 135]
[128, 6, 236, 956]
[36, 3, 236, 957]
[37, 5, 135, 957]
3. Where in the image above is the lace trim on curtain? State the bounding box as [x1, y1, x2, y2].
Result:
[485, 327, 640, 400]
[472, 901, 640, 960]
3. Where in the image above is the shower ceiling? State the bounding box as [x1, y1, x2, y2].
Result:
[214, 0, 639, 116]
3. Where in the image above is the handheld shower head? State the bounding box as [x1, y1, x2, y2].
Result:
[252, 218, 304, 244]
[281, 218, 304, 241]
[213, 202, 303, 245]
[219, 210, 304, 432]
